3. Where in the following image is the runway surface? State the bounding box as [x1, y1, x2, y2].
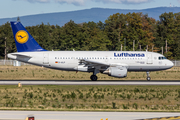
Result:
[0, 111, 180, 120]
[0, 80, 180, 85]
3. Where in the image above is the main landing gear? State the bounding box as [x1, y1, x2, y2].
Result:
[90, 68, 99, 81]
[90, 75, 98, 81]
[146, 71, 151, 81]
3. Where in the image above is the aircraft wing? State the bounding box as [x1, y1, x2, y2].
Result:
[79, 59, 128, 68]
[79, 59, 109, 67]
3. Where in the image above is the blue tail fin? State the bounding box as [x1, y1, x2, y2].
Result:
[10, 21, 47, 52]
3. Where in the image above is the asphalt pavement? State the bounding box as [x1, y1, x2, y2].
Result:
[0, 80, 180, 85]
[0, 111, 180, 120]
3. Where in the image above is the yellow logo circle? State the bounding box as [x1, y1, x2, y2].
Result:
[15, 30, 29, 44]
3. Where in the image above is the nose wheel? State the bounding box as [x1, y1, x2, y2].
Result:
[147, 76, 151, 81]
[146, 71, 151, 81]
[90, 75, 98, 81]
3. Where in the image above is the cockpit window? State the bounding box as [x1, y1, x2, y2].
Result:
[158, 56, 167, 60]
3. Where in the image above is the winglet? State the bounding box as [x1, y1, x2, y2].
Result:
[10, 21, 47, 52]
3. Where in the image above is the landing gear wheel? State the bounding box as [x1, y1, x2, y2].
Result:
[90, 75, 98, 81]
[147, 77, 151, 81]
[146, 71, 151, 81]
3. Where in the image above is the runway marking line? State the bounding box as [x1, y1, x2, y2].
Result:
[138, 116, 180, 120]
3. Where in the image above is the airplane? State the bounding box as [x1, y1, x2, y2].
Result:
[8, 21, 174, 81]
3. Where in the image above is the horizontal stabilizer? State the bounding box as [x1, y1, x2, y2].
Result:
[10, 53, 32, 58]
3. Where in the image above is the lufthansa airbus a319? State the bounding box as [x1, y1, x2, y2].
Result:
[8, 21, 174, 81]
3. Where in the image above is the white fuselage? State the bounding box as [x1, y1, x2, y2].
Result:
[8, 51, 174, 72]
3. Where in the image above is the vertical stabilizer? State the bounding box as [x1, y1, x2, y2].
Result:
[10, 21, 47, 52]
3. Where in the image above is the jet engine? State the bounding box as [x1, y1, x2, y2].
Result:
[103, 66, 127, 78]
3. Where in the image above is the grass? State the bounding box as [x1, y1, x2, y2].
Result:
[0, 66, 180, 80]
[0, 85, 180, 111]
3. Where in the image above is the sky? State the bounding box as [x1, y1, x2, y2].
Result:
[0, 0, 180, 19]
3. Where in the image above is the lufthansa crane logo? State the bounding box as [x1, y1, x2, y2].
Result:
[15, 30, 29, 44]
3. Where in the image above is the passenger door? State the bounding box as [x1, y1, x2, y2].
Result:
[147, 53, 153, 64]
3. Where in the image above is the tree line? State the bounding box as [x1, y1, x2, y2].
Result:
[0, 12, 180, 59]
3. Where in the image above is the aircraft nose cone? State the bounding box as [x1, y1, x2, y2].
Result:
[169, 61, 174, 68]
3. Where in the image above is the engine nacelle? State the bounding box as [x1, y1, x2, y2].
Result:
[103, 66, 127, 78]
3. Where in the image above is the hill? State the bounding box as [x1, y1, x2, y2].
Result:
[0, 7, 180, 26]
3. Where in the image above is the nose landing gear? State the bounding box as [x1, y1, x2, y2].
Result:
[146, 71, 151, 81]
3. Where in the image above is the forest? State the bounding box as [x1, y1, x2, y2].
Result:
[0, 12, 180, 60]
